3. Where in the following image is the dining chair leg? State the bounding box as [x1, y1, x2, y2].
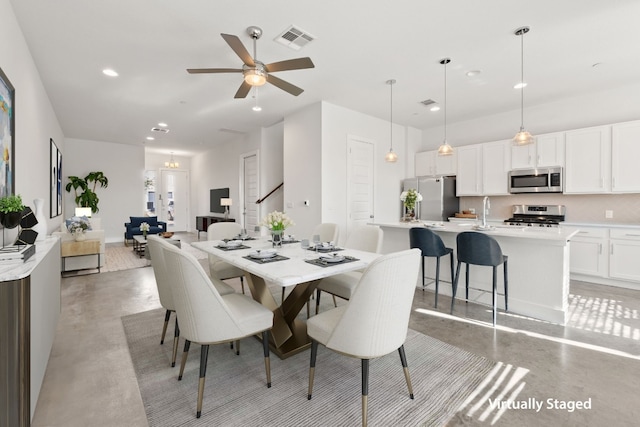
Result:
[235, 340, 240, 356]
[308, 340, 318, 399]
[282, 287, 286, 304]
[332, 295, 338, 308]
[504, 259, 509, 311]
[492, 266, 498, 327]
[196, 344, 210, 418]
[315, 289, 322, 315]
[451, 261, 461, 314]
[434, 256, 441, 308]
[178, 340, 191, 380]
[171, 318, 180, 367]
[160, 309, 171, 344]
[397, 345, 414, 399]
[361, 358, 369, 427]
[262, 331, 271, 387]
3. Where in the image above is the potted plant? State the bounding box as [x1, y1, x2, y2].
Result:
[0, 194, 25, 229]
[65, 171, 109, 214]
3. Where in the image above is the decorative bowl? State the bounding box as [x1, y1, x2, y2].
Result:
[161, 232, 174, 238]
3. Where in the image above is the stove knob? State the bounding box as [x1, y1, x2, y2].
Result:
[527, 223, 532, 227]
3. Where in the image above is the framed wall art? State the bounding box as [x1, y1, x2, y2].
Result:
[50, 138, 62, 217]
[0, 67, 15, 199]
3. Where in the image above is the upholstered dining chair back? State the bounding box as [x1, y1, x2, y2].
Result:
[326, 248, 420, 359]
[162, 243, 251, 344]
[207, 222, 242, 241]
[344, 225, 384, 253]
[312, 223, 339, 243]
[147, 235, 175, 310]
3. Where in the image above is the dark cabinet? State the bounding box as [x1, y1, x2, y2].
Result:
[196, 216, 235, 239]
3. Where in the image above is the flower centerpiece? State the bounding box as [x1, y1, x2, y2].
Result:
[67, 216, 91, 241]
[140, 222, 150, 239]
[260, 210, 294, 247]
[400, 189, 422, 221]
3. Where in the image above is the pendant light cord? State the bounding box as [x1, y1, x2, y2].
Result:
[390, 80, 393, 150]
[444, 61, 448, 142]
[520, 30, 525, 130]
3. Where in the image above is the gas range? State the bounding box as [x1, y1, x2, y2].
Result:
[504, 204, 566, 228]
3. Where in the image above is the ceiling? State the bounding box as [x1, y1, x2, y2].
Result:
[9, 0, 640, 157]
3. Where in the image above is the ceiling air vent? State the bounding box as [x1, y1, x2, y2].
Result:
[275, 25, 316, 50]
[420, 99, 437, 107]
[151, 127, 169, 133]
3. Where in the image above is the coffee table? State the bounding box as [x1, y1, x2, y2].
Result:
[132, 235, 148, 258]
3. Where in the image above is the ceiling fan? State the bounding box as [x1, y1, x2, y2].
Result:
[187, 26, 315, 98]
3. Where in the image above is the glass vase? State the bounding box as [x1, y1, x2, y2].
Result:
[271, 230, 283, 248]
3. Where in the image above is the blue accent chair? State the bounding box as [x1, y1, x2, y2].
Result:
[124, 216, 167, 245]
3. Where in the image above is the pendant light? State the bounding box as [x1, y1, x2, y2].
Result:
[513, 26, 534, 145]
[165, 152, 179, 168]
[385, 79, 398, 163]
[437, 58, 454, 156]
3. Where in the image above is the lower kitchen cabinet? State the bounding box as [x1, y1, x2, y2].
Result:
[609, 229, 640, 282]
[570, 228, 608, 277]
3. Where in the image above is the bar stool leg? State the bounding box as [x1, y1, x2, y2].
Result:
[465, 264, 470, 303]
[421, 257, 426, 290]
[434, 256, 441, 308]
[504, 259, 509, 312]
[492, 266, 498, 327]
[451, 261, 461, 314]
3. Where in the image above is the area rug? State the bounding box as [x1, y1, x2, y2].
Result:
[102, 241, 207, 273]
[122, 308, 498, 426]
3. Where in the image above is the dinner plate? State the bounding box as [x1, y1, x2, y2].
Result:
[473, 225, 496, 232]
[425, 223, 445, 229]
[249, 250, 277, 259]
[220, 240, 242, 248]
[320, 255, 345, 263]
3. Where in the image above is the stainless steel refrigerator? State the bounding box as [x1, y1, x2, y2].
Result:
[401, 176, 459, 221]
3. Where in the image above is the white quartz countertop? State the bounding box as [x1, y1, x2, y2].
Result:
[0, 237, 60, 282]
[372, 221, 580, 242]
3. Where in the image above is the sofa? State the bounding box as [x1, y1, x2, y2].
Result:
[124, 216, 167, 245]
[52, 217, 106, 272]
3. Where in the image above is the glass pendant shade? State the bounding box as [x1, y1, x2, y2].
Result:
[437, 58, 454, 156]
[513, 26, 534, 146]
[385, 79, 398, 163]
[513, 128, 534, 146]
[385, 149, 398, 162]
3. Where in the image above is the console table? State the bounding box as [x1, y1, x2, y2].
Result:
[61, 239, 101, 276]
[195, 216, 235, 239]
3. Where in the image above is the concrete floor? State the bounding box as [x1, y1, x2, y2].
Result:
[32, 232, 640, 426]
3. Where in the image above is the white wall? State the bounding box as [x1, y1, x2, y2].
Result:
[258, 122, 284, 224]
[1, 0, 65, 238]
[64, 138, 144, 242]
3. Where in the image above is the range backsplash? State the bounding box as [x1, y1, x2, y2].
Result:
[460, 193, 640, 225]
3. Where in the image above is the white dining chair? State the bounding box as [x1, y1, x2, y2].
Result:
[307, 249, 421, 427]
[312, 222, 339, 243]
[147, 235, 235, 367]
[207, 222, 247, 294]
[161, 242, 274, 419]
[315, 225, 383, 314]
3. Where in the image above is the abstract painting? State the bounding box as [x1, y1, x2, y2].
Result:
[0, 67, 14, 199]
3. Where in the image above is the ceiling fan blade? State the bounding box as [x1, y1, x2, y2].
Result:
[234, 81, 252, 99]
[221, 33, 255, 67]
[267, 74, 304, 96]
[187, 68, 242, 74]
[264, 57, 315, 73]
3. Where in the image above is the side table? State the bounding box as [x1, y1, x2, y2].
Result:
[61, 239, 101, 276]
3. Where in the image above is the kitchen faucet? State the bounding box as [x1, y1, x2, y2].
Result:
[482, 196, 490, 228]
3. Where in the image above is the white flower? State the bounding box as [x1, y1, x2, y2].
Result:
[401, 189, 422, 209]
[140, 222, 150, 232]
[260, 210, 295, 231]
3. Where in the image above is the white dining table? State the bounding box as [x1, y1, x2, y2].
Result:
[191, 238, 380, 358]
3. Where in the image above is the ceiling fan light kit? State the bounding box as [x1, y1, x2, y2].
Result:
[513, 26, 534, 146]
[187, 26, 314, 99]
[437, 58, 454, 156]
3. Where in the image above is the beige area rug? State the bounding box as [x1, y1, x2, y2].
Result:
[122, 308, 503, 427]
[102, 241, 207, 273]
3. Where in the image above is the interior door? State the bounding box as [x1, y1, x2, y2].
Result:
[241, 152, 259, 234]
[159, 169, 189, 231]
[347, 136, 375, 234]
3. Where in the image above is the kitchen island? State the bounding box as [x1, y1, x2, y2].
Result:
[372, 221, 580, 324]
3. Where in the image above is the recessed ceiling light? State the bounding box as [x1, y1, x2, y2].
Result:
[146, 136, 155, 141]
[466, 70, 481, 77]
[102, 69, 118, 77]
[514, 82, 528, 89]
[158, 122, 168, 127]
[430, 105, 441, 112]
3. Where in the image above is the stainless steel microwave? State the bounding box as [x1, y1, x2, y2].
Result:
[508, 167, 563, 193]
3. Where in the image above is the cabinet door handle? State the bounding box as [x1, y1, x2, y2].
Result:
[601, 177, 604, 188]
[612, 177, 616, 188]
[624, 233, 640, 237]
[537, 155, 540, 164]
[578, 231, 589, 234]
[599, 243, 603, 254]
[610, 244, 613, 255]
[528, 155, 532, 164]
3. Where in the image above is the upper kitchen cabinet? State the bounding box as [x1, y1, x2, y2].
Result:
[565, 125, 611, 193]
[611, 120, 640, 193]
[415, 149, 457, 177]
[456, 144, 482, 196]
[511, 132, 565, 169]
[482, 140, 511, 195]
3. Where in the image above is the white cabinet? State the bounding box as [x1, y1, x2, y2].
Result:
[570, 228, 608, 277]
[456, 144, 482, 196]
[415, 150, 457, 177]
[609, 229, 640, 282]
[511, 132, 565, 169]
[482, 140, 511, 195]
[612, 120, 640, 193]
[565, 125, 611, 193]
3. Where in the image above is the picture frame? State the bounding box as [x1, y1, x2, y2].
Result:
[50, 138, 62, 217]
[0, 67, 15, 199]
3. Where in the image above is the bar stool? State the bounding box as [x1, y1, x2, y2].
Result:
[450, 231, 508, 326]
[409, 227, 454, 308]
